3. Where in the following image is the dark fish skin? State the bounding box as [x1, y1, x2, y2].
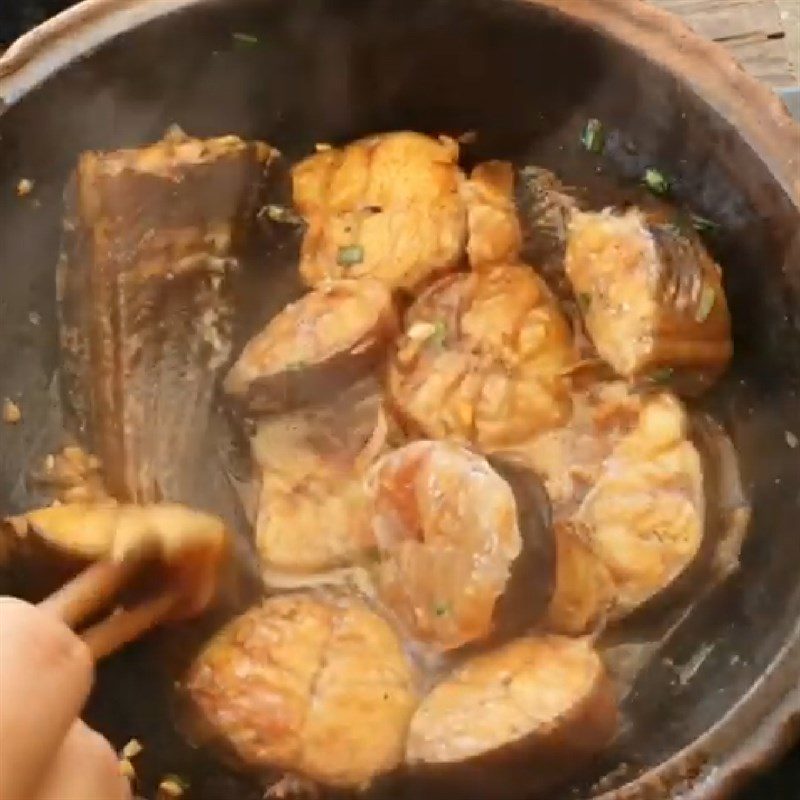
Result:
[57, 134, 283, 514]
[515, 165, 581, 300]
[486, 457, 555, 643]
[404, 636, 617, 800]
[224, 278, 397, 415]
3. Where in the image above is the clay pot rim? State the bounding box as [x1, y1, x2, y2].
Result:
[1, 0, 798, 206]
[0, 1, 798, 798]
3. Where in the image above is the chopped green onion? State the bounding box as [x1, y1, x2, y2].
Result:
[664, 223, 686, 239]
[432, 320, 448, 348]
[337, 244, 364, 267]
[578, 292, 592, 310]
[695, 285, 716, 323]
[580, 119, 605, 154]
[690, 214, 719, 234]
[261, 204, 304, 225]
[643, 168, 671, 196]
[648, 367, 675, 384]
[665, 212, 693, 238]
[434, 603, 450, 617]
[232, 32, 259, 45]
[286, 361, 306, 372]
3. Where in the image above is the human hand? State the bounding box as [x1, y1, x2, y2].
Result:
[0, 597, 131, 800]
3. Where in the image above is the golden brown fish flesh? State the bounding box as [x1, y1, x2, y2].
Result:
[250, 378, 388, 579]
[574, 392, 706, 619]
[501, 384, 706, 623]
[18, 502, 228, 621]
[292, 131, 467, 292]
[565, 208, 732, 391]
[388, 264, 576, 450]
[464, 161, 523, 268]
[544, 522, 615, 636]
[182, 593, 418, 789]
[505, 380, 645, 519]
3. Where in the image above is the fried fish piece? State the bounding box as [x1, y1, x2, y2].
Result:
[251, 378, 387, 579]
[406, 635, 617, 796]
[565, 208, 732, 392]
[182, 593, 418, 789]
[575, 392, 706, 619]
[504, 381, 645, 519]
[16, 502, 228, 619]
[388, 264, 576, 450]
[364, 441, 554, 652]
[225, 278, 396, 412]
[59, 130, 281, 503]
[501, 381, 707, 624]
[506, 384, 705, 622]
[293, 131, 467, 292]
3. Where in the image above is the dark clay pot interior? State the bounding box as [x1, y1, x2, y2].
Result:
[0, 1, 798, 798]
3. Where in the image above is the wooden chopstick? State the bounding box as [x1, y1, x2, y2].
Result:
[39, 559, 140, 628]
[81, 587, 180, 661]
[38, 559, 180, 661]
